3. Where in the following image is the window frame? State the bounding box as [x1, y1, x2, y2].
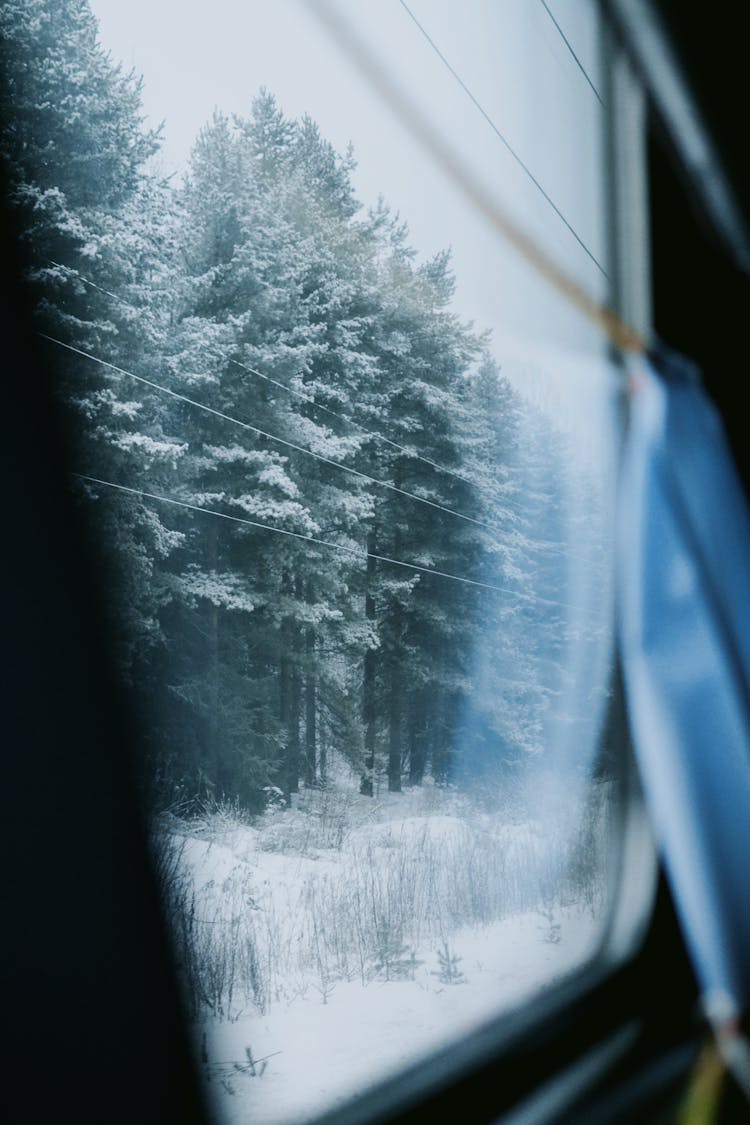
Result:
[5, 1, 747, 1121]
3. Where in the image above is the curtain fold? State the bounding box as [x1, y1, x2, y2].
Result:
[617, 346, 750, 1037]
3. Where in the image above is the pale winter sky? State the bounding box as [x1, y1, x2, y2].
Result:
[88, 0, 612, 376]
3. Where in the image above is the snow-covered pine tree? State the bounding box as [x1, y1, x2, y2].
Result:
[451, 359, 581, 791]
[2, 0, 575, 812]
[0, 0, 188, 707]
[350, 220, 488, 791]
[157, 97, 374, 806]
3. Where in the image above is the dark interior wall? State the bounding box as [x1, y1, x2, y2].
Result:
[0, 164, 208, 1125]
[648, 3, 750, 492]
[648, 127, 750, 496]
[654, 3, 750, 216]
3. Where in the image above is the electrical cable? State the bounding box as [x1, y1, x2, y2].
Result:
[73, 472, 576, 608]
[306, 0, 645, 355]
[41, 257, 491, 495]
[538, 0, 604, 106]
[398, 0, 607, 276]
[42, 333, 506, 535]
[42, 258, 132, 308]
[229, 356, 486, 496]
[44, 329, 603, 569]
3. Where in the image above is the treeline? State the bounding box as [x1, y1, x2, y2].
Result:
[1, 0, 591, 810]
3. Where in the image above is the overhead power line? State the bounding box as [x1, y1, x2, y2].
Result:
[398, 0, 607, 277]
[538, 1, 604, 106]
[44, 330, 600, 570]
[73, 472, 577, 611]
[306, 0, 644, 354]
[43, 258, 132, 308]
[42, 334, 497, 534]
[42, 256, 497, 497]
[43, 273, 603, 572]
[229, 356, 484, 495]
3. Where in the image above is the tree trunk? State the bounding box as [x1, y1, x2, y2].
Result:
[387, 513, 403, 794]
[408, 694, 426, 786]
[432, 692, 454, 785]
[388, 662, 402, 792]
[305, 625, 316, 787]
[279, 570, 299, 805]
[205, 521, 222, 795]
[279, 644, 290, 804]
[287, 659, 301, 799]
[361, 532, 377, 796]
[319, 716, 328, 790]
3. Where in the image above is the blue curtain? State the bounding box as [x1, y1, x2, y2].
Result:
[618, 346, 750, 1032]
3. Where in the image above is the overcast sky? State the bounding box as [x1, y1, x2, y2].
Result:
[89, 0, 614, 418]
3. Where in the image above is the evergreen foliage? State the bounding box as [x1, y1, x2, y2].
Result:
[1, 0, 606, 811]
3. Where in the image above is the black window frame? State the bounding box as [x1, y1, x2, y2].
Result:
[3, 2, 748, 1121]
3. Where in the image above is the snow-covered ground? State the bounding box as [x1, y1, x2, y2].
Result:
[155, 781, 611, 1124]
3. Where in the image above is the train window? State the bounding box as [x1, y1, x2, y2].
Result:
[2, 0, 655, 1121]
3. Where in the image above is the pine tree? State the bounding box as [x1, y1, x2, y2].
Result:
[3, 0, 581, 811]
[0, 0, 187, 683]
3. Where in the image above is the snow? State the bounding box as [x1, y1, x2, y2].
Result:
[111, 430, 187, 464]
[159, 783, 610, 1124]
[201, 908, 589, 1125]
[180, 568, 257, 613]
[257, 462, 300, 498]
[233, 493, 320, 534]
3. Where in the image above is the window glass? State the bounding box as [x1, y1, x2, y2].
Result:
[3, 0, 626, 1120]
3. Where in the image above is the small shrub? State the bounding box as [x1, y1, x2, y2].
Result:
[431, 941, 466, 985]
[370, 919, 421, 981]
